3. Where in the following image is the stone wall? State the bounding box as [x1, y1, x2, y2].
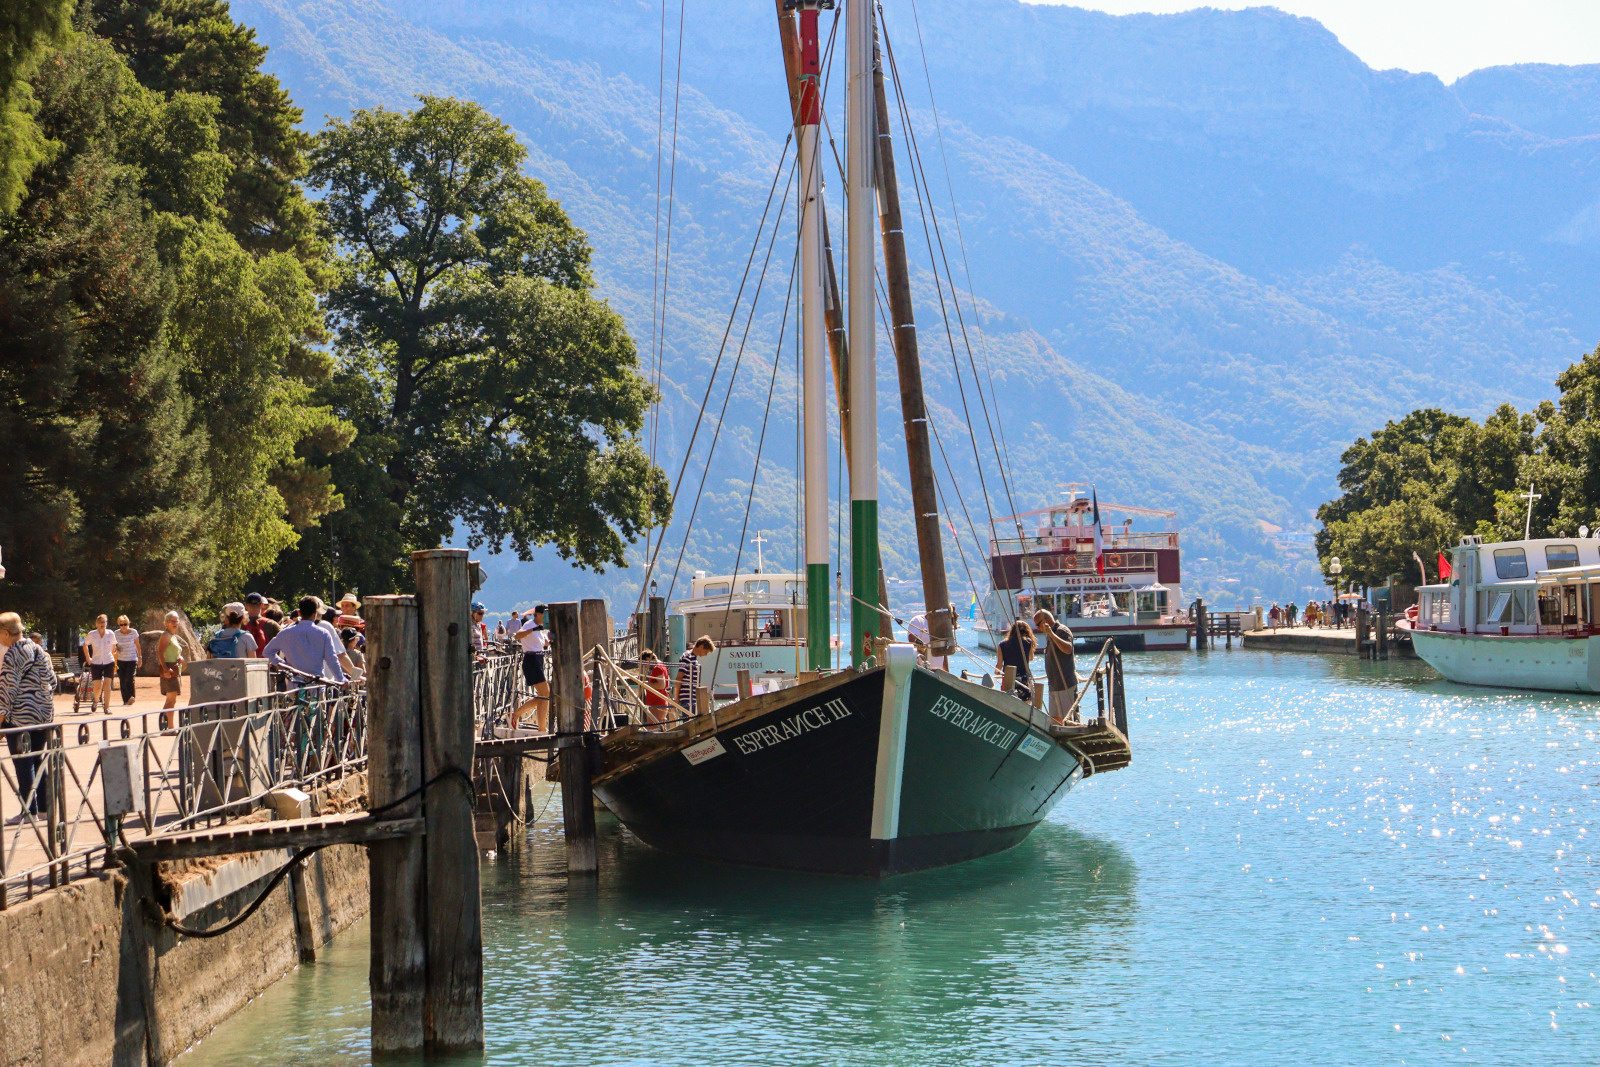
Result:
[0, 782, 372, 1066]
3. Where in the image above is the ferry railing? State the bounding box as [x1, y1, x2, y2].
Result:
[472, 647, 526, 736]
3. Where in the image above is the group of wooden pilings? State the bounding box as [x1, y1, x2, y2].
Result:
[1355, 603, 1394, 660]
[1190, 599, 1241, 649]
[365, 549, 484, 1053]
[365, 576, 617, 1052]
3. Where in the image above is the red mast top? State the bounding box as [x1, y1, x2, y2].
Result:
[795, 3, 825, 127]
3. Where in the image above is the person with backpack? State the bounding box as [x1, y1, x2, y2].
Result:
[208, 609, 258, 659]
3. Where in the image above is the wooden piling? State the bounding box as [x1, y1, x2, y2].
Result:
[1002, 665, 1017, 696]
[647, 596, 667, 660]
[1376, 611, 1389, 660]
[549, 602, 597, 874]
[365, 594, 426, 1054]
[1193, 599, 1208, 650]
[697, 686, 712, 719]
[412, 550, 484, 1050]
[1031, 682, 1045, 711]
[736, 668, 753, 701]
[579, 598, 608, 668]
[1355, 602, 1371, 659]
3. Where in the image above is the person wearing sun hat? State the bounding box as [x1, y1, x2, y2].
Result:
[335, 592, 365, 632]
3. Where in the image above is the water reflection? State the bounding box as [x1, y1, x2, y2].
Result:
[180, 648, 1600, 1065]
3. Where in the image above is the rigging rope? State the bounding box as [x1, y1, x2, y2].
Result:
[880, 14, 1046, 616]
[630, 133, 796, 623]
[706, 248, 799, 684]
[644, 0, 690, 570]
[659, 156, 801, 607]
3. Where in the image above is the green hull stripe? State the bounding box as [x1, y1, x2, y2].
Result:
[806, 562, 830, 671]
[850, 498, 880, 667]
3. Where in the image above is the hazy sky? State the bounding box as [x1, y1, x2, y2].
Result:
[1027, 1, 1600, 82]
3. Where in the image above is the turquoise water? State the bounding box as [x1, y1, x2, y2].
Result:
[180, 650, 1600, 1064]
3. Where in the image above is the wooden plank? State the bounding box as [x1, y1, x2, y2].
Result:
[550, 602, 597, 872]
[472, 735, 555, 758]
[129, 814, 423, 861]
[413, 549, 484, 1050]
[365, 594, 425, 1053]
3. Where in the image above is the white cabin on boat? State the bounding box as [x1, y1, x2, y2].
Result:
[674, 570, 812, 693]
[1406, 534, 1600, 692]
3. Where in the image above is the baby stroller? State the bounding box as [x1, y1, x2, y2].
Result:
[70, 653, 107, 716]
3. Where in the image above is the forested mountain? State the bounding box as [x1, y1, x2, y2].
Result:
[231, 0, 1600, 610]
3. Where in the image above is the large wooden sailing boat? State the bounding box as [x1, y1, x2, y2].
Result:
[586, 0, 1133, 877]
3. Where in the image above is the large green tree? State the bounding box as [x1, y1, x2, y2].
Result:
[274, 95, 669, 596]
[0, 33, 213, 624]
[0, 0, 72, 214]
[1316, 345, 1600, 588]
[92, 0, 348, 598]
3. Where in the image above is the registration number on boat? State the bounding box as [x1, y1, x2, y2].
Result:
[682, 737, 727, 765]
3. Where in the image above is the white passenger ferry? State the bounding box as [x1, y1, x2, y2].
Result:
[1399, 534, 1600, 692]
[974, 490, 1191, 652]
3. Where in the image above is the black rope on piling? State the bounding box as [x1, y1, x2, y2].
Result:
[160, 766, 473, 940]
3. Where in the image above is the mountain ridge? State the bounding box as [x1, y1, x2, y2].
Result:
[230, 0, 1600, 610]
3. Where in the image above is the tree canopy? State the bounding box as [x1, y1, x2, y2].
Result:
[266, 95, 669, 597]
[1317, 346, 1600, 589]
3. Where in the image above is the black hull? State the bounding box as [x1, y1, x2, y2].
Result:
[593, 651, 1090, 877]
[618, 821, 1043, 877]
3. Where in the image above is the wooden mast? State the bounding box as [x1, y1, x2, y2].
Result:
[871, 35, 954, 659]
[773, 0, 894, 644]
[846, 0, 880, 666]
[793, 2, 831, 672]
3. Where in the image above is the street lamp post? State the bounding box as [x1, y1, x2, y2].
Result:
[1328, 556, 1342, 629]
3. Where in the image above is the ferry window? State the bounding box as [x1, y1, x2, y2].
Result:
[1485, 592, 1511, 624]
[744, 610, 784, 640]
[1512, 590, 1530, 625]
[1110, 591, 1132, 615]
[1136, 591, 1157, 614]
[784, 581, 804, 597]
[703, 582, 729, 598]
[1493, 548, 1528, 580]
[1059, 593, 1082, 618]
[744, 580, 770, 594]
[1545, 544, 1580, 571]
[1538, 587, 1562, 626]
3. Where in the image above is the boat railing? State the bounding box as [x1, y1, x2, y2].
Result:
[989, 531, 1177, 556]
[1057, 639, 1128, 736]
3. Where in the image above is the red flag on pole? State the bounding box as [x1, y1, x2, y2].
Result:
[1437, 551, 1452, 580]
[1092, 488, 1105, 575]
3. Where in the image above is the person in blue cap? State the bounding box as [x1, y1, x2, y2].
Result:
[470, 602, 489, 652]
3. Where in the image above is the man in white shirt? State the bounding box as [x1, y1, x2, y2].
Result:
[82, 614, 117, 712]
[511, 605, 550, 730]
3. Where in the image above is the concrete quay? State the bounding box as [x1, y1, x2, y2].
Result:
[1241, 625, 1416, 658]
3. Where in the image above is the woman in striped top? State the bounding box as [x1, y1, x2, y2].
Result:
[0, 612, 55, 820]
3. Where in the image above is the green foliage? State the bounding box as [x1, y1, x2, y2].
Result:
[299, 95, 669, 593]
[88, 0, 325, 270]
[1317, 346, 1600, 588]
[0, 2, 346, 628]
[0, 0, 72, 214]
[0, 33, 213, 621]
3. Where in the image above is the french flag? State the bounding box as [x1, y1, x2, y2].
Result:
[1092, 487, 1105, 575]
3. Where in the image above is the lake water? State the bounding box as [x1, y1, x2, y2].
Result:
[179, 649, 1599, 1065]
